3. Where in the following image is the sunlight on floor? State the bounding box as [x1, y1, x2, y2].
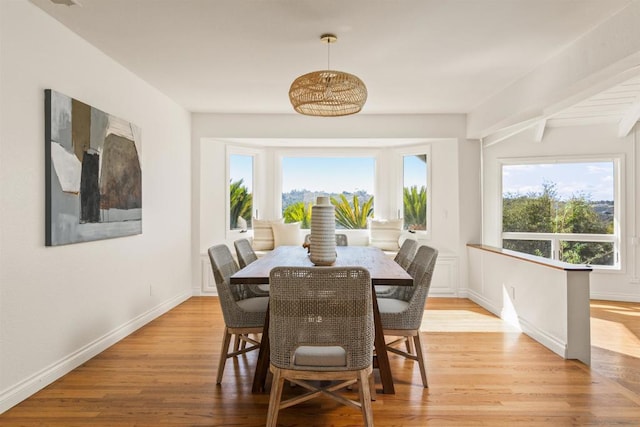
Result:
[591, 317, 640, 358]
[421, 309, 521, 333]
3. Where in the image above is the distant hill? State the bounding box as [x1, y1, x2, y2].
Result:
[591, 201, 614, 224]
[282, 189, 373, 211]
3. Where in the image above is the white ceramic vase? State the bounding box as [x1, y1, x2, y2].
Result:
[309, 196, 336, 266]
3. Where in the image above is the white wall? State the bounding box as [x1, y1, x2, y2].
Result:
[191, 113, 480, 296]
[481, 122, 640, 301]
[468, 245, 591, 364]
[0, 1, 192, 412]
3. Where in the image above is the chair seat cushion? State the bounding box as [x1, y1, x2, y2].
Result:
[377, 298, 409, 314]
[294, 345, 347, 367]
[236, 296, 269, 313]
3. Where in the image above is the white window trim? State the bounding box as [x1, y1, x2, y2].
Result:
[498, 154, 624, 271]
[225, 144, 265, 238]
[394, 145, 433, 241]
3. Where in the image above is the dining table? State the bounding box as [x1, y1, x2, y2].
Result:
[230, 245, 413, 395]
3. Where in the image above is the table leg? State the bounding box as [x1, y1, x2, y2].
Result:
[252, 304, 270, 393]
[372, 287, 395, 394]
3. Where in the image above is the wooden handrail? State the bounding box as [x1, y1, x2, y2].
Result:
[467, 243, 592, 272]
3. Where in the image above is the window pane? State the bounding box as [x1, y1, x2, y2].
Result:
[403, 154, 427, 230]
[229, 154, 253, 230]
[281, 157, 374, 229]
[561, 241, 615, 266]
[503, 239, 552, 258]
[502, 162, 614, 234]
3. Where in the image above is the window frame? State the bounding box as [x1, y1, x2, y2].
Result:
[498, 155, 623, 271]
[395, 145, 432, 240]
[225, 145, 263, 237]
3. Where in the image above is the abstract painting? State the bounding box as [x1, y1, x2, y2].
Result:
[45, 89, 142, 246]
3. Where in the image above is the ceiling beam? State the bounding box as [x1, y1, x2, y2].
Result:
[618, 101, 640, 137]
[532, 119, 547, 143]
[481, 117, 543, 148]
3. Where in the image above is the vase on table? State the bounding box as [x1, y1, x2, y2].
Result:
[309, 196, 336, 266]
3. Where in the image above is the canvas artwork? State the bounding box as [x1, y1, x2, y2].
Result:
[45, 89, 142, 246]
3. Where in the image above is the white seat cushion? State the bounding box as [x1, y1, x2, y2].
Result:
[236, 296, 269, 312]
[294, 345, 347, 367]
[377, 298, 409, 314]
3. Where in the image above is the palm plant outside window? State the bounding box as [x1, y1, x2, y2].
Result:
[403, 154, 427, 231]
[229, 154, 253, 230]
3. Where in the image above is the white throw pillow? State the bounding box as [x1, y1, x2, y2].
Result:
[369, 218, 403, 250]
[252, 218, 283, 250]
[271, 222, 302, 247]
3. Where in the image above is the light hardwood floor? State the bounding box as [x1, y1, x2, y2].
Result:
[1, 297, 639, 426]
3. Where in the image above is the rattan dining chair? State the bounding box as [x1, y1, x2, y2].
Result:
[233, 238, 269, 297]
[376, 239, 419, 299]
[377, 245, 438, 388]
[304, 233, 349, 246]
[395, 239, 419, 270]
[234, 238, 258, 268]
[208, 244, 269, 384]
[266, 266, 375, 427]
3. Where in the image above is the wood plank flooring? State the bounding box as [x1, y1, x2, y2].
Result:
[1, 297, 639, 426]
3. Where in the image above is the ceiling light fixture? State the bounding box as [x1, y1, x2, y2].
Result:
[289, 34, 367, 117]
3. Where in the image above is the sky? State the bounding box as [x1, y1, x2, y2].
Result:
[282, 157, 375, 193]
[231, 155, 427, 194]
[502, 162, 614, 201]
[281, 156, 427, 194]
[232, 156, 612, 200]
[230, 154, 253, 192]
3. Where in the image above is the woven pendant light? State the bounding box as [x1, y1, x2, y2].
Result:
[289, 34, 367, 117]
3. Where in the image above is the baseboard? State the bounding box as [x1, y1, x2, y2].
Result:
[466, 289, 570, 361]
[0, 290, 192, 414]
[466, 289, 501, 318]
[517, 317, 567, 359]
[590, 291, 640, 302]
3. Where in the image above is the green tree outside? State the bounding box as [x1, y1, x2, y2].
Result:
[502, 182, 614, 265]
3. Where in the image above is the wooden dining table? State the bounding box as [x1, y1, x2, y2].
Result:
[230, 245, 413, 395]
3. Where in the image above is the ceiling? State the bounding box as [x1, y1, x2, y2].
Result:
[549, 75, 640, 127]
[30, 0, 635, 118]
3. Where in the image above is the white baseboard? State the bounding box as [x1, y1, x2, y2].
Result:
[590, 291, 640, 302]
[466, 288, 582, 363]
[466, 289, 501, 317]
[517, 317, 568, 360]
[0, 290, 192, 414]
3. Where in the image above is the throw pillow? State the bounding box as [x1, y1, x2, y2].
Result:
[271, 222, 302, 247]
[252, 218, 283, 250]
[369, 218, 403, 250]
